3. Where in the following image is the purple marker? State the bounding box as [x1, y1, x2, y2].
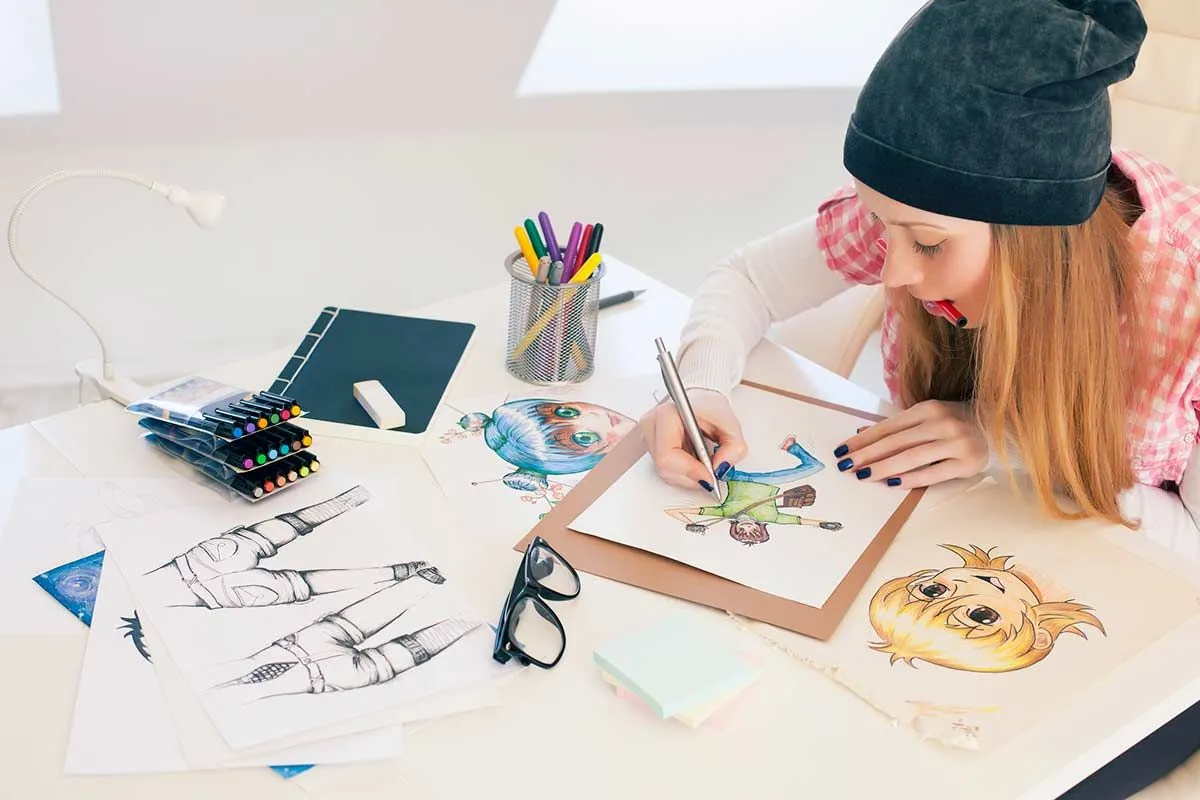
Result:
[561, 221, 583, 282]
[538, 211, 562, 263]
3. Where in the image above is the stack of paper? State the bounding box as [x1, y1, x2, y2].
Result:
[593, 616, 758, 728]
[3, 476, 508, 781]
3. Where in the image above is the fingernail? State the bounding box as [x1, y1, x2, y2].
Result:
[715, 462, 730, 480]
[833, 444, 849, 458]
[699, 480, 714, 492]
[837, 458, 853, 471]
[886, 477, 901, 487]
[855, 467, 872, 480]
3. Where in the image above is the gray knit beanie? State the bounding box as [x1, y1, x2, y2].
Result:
[843, 0, 1148, 226]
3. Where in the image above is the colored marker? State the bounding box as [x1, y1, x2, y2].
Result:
[561, 222, 583, 282]
[575, 224, 594, 273]
[205, 410, 251, 434]
[523, 218, 547, 260]
[548, 260, 565, 285]
[246, 394, 291, 420]
[925, 299, 967, 327]
[296, 451, 320, 473]
[257, 391, 302, 417]
[217, 444, 256, 470]
[515, 225, 540, 278]
[231, 403, 270, 428]
[230, 476, 265, 499]
[209, 409, 255, 435]
[586, 222, 604, 259]
[239, 399, 281, 424]
[190, 416, 242, 439]
[229, 402, 268, 425]
[281, 423, 313, 448]
[538, 211, 561, 263]
[569, 252, 603, 284]
[262, 430, 290, 456]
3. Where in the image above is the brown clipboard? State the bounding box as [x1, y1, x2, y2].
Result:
[513, 379, 925, 640]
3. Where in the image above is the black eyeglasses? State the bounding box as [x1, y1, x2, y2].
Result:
[492, 536, 580, 669]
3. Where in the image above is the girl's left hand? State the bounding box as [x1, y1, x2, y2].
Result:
[834, 400, 989, 488]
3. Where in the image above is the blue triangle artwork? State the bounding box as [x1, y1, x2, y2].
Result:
[32, 549, 315, 779]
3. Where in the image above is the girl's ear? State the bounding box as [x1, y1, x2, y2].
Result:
[502, 469, 547, 492]
[1033, 627, 1053, 651]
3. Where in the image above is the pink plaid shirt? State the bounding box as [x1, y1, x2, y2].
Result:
[815, 148, 1200, 489]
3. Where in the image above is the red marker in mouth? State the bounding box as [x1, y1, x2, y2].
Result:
[923, 299, 967, 328]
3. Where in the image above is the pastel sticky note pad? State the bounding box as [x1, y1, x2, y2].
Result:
[593, 616, 758, 719]
[599, 668, 749, 728]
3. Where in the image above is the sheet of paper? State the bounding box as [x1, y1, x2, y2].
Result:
[420, 374, 659, 535]
[65, 558, 407, 774]
[96, 473, 505, 752]
[0, 477, 219, 634]
[146, 623, 505, 768]
[572, 383, 910, 608]
[745, 479, 1200, 750]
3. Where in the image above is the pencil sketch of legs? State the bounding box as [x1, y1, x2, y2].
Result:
[139, 485, 447, 608]
[213, 581, 481, 698]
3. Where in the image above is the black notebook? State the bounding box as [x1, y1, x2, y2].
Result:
[268, 306, 475, 445]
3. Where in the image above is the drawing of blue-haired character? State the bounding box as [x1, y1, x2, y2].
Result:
[452, 398, 636, 511]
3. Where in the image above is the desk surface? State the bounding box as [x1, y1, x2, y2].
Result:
[3, 257, 1199, 800]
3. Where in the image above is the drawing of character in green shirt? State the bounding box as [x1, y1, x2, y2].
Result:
[664, 436, 843, 546]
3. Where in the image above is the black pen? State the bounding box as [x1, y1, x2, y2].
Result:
[599, 289, 645, 310]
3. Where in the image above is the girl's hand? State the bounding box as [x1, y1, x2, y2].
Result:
[640, 388, 749, 491]
[835, 400, 988, 488]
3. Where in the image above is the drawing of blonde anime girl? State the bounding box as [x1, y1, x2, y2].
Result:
[443, 398, 636, 513]
[664, 436, 843, 546]
[867, 544, 1105, 673]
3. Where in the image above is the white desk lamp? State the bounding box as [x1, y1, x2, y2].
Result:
[6, 169, 225, 406]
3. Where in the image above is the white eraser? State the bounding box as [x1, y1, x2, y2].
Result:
[353, 380, 406, 429]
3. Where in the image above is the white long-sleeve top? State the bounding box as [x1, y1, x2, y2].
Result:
[673, 214, 1200, 566]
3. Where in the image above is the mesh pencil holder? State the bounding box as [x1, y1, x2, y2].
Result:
[504, 250, 606, 385]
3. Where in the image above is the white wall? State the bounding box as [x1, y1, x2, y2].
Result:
[0, 117, 858, 388]
[0, 1, 889, 424]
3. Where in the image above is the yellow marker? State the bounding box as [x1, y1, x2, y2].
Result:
[514, 226, 540, 278]
[569, 252, 603, 284]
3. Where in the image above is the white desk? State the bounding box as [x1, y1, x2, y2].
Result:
[3, 257, 1199, 800]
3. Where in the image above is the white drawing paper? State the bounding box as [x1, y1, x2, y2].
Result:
[65, 558, 407, 774]
[96, 475, 504, 752]
[743, 478, 1200, 750]
[0, 477, 217, 634]
[571, 383, 912, 608]
[420, 374, 659, 534]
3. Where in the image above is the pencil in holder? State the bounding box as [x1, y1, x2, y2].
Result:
[504, 250, 605, 385]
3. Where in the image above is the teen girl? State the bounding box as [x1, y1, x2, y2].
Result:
[640, 2, 1200, 796]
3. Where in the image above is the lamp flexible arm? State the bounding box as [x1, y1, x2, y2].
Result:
[6, 169, 211, 382]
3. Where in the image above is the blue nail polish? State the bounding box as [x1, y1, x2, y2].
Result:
[886, 477, 901, 487]
[834, 444, 849, 458]
[715, 462, 730, 480]
[837, 458, 853, 471]
[699, 480, 714, 492]
[855, 467, 871, 479]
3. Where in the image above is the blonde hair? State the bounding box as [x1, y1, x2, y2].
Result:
[892, 185, 1149, 528]
[868, 544, 1105, 673]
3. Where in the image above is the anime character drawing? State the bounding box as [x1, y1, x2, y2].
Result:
[664, 436, 843, 546]
[213, 580, 481, 698]
[142, 486, 445, 610]
[442, 398, 636, 515]
[867, 544, 1105, 673]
